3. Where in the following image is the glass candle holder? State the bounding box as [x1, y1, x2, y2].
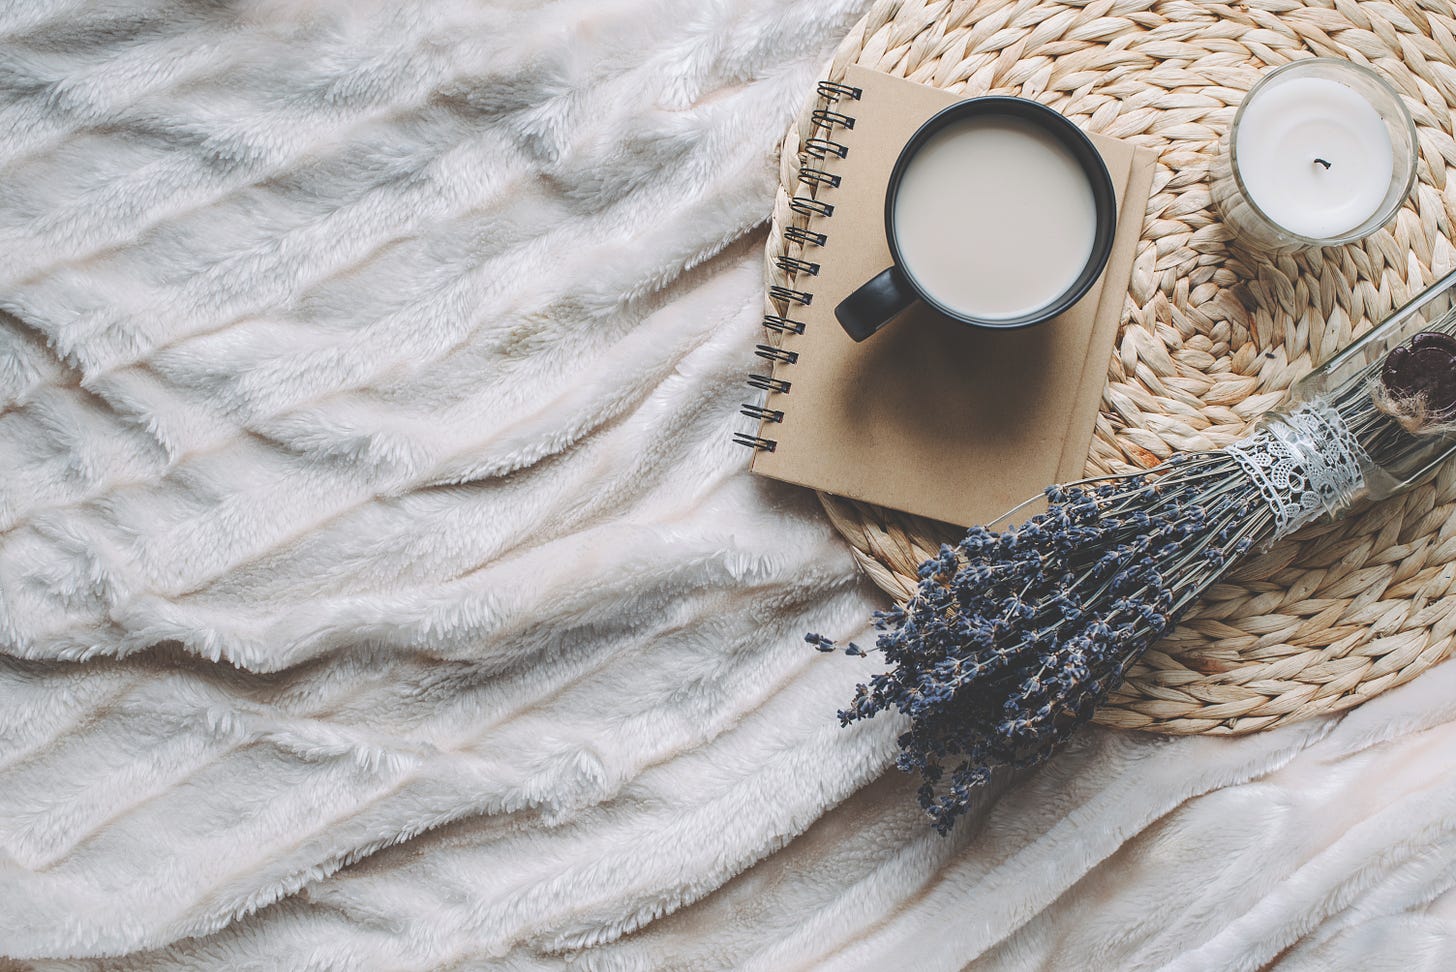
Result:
[1212, 58, 1417, 253]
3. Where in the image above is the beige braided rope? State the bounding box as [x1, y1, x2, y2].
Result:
[764, 0, 1456, 735]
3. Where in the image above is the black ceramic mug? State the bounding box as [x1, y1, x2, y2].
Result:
[835, 97, 1118, 342]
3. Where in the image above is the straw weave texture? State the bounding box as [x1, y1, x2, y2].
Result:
[764, 0, 1456, 734]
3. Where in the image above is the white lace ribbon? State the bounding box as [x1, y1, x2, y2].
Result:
[1226, 400, 1369, 540]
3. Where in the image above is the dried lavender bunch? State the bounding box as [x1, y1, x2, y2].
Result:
[811, 290, 1456, 833]
[811, 456, 1269, 832]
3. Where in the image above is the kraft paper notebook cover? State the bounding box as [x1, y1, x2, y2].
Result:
[746, 66, 1157, 527]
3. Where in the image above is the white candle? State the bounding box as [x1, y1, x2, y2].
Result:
[1233, 76, 1394, 240]
[1214, 59, 1417, 252]
[893, 116, 1098, 320]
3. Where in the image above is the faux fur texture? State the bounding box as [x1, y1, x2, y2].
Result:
[1, 0, 1454, 967]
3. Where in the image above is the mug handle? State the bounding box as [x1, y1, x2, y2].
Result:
[834, 266, 917, 342]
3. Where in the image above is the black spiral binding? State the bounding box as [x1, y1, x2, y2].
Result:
[768, 285, 813, 306]
[789, 196, 834, 218]
[804, 138, 849, 160]
[735, 79, 857, 453]
[810, 108, 855, 130]
[775, 256, 819, 276]
[755, 344, 799, 364]
[817, 81, 863, 102]
[747, 373, 791, 394]
[740, 404, 784, 423]
[733, 433, 778, 452]
[762, 314, 806, 335]
[798, 167, 841, 189]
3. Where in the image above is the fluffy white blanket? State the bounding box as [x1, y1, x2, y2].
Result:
[2, 1, 1454, 967]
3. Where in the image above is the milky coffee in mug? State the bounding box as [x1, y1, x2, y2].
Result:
[835, 98, 1117, 341]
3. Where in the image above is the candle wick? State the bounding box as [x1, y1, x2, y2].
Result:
[1314, 158, 1333, 170]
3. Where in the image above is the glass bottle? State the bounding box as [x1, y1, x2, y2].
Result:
[1240, 267, 1456, 536]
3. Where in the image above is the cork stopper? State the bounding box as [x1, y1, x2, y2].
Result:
[1375, 331, 1456, 434]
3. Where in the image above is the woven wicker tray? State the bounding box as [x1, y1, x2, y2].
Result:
[765, 0, 1456, 735]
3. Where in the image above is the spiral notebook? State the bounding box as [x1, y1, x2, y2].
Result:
[740, 66, 1157, 527]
